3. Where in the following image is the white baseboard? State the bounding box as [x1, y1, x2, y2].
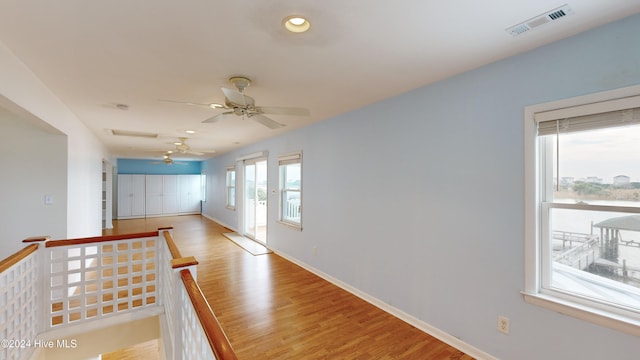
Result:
[200, 213, 238, 233]
[274, 250, 497, 360]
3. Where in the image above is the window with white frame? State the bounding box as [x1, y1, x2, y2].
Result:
[226, 166, 236, 210]
[524, 86, 640, 335]
[278, 152, 302, 229]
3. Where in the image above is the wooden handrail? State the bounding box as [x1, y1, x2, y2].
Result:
[180, 269, 238, 360]
[171, 256, 199, 269]
[46, 231, 159, 248]
[0, 244, 39, 274]
[23, 235, 50, 243]
[163, 230, 182, 259]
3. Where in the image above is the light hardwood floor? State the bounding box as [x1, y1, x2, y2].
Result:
[104, 215, 473, 360]
[101, 339, 161, 360]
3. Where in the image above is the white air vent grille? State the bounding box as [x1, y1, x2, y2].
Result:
[506, 4, 573, 36]
[548, 9, 568, 20]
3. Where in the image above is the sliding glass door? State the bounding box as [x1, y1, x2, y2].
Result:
[244, 159, 267, 243]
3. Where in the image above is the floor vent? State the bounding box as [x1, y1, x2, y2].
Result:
[506, 4, 573, 36]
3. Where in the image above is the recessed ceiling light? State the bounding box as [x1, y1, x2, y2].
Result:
[185, 130, 196, 134]
[283, 15, 310, 33]
[209, 103, 224, 109]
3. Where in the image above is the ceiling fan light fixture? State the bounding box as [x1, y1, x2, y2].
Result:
[283, 15, 310, 33]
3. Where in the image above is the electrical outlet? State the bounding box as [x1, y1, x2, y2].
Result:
[498, 316, 510, 335]
[313, 246, 318, 256]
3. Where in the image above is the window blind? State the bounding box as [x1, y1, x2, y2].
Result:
[236, 151, 267, 161]
[278, 152, 301, 166]
[536, 95, 640, 136]
[538, 107, 640, 136]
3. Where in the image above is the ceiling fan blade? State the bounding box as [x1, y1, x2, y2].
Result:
[185, 150, 205, 156]
[202, 111, 234, 123]
[221, 88, 255, 107]
[158, 99, 213, 107]
[249, 114, 285, 129]
[255, 106, 310, 116]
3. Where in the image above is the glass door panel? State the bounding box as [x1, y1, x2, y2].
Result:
[244, 163, 256, 239]
[255, 160, 267, 244]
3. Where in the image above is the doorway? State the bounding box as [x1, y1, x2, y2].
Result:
[244, 159, 267, 243]
[102, 160, 113, 229]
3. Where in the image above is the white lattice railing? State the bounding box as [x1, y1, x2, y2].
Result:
[0, 229, 237, 360]
[0, 244, 39, 360]
[178, 270, 217, 360]
[46, 233, 159, 329]
[159, 231, 178, 353]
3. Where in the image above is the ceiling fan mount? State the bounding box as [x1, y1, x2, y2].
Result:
[199, 75, 310, 129]
[228, 76, 251, 93]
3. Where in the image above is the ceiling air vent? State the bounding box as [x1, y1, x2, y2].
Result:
[506, 4, 573, 36]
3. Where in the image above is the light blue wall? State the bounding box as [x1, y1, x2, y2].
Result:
[0, 106, 67, 259]
[117, 158, 202, 175]
[203, 15, 640, 359]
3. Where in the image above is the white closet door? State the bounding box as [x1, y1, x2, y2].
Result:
[145, 175, 163, 216]
[117, 175, 132, 218]
[131, 175, 146, 216]
[162, 175, 179, 214]
[179, 175, 202, 213]
[117, 174, 146, 218]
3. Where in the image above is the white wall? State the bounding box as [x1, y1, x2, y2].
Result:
[203, 14, 640, 359]
[0, 107, 67, 259]
[0, 41, 109, 242]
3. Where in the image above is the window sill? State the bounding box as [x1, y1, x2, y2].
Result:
[278, 220, 302, 231]
[521, 291, 640, 336]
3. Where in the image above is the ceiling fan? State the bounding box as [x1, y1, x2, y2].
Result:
[169, 137, 209, 156]
[151, 152, 188, 165]
[162, 77, 310, 129]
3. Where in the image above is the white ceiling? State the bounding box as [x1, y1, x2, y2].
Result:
[1, 1, 639, 160]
